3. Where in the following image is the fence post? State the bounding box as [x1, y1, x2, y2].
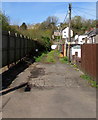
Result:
[27, 37, 29, 54]
[26, 36, 27, 55]
[20, 34, 22, 61]
[14, 33, 17, 65]
[7, 31, 10, 68]
[23, 35, 25, 56]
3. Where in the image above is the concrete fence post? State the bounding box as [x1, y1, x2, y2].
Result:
[14, 33, 17, 64]
[27, 37, 29, 53]
[20, 34, 22, 61]
[23, 35, 25, 56]
[7, 31, 10, 68]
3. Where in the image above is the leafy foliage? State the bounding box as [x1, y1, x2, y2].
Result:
[61, 16, 96, 35]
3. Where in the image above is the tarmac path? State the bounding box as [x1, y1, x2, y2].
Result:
[2, 62, 96, 118]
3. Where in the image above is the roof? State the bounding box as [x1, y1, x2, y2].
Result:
[85, 28, 98, 37]
[62, 27, 69, 31]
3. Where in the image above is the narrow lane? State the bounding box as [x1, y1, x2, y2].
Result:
[2, 62, 96, 118]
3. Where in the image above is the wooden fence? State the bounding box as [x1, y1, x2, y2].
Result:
[81, 44, 98, 82]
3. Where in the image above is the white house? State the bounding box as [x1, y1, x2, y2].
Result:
[54, 30, 61, 36]
[74, 34, 79, 40]
[74, 34, 87, 44]
[85, 28, 98, 44]
[71, 34, 87, 59]
[62, 27, 73, 39]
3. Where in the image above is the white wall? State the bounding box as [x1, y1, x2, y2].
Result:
[51, 45, 57, 49]
[78, 35, 87, 44]
[62, 27, 73, 39]
[71, 45, 81, 58]
[95, 35, 98, 43]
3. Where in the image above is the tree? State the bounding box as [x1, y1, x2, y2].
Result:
[39, 16, 58, 31]
[20, 22, 27, 30]
[46, 16, 59, 25]
[70, 16, 96, 35]
[0, 12, 10, 31]
[0, 12, 18, 33]
[41, 36, 51, 51]
[71, 16, 83, 31]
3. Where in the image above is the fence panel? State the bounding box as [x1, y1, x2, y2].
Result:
[2, 31, 8, 67]
[2, 31, 45, 68]
[16, 34, 20, 61]
[9, 33, 15, 64]
[81, 44, 98, 81]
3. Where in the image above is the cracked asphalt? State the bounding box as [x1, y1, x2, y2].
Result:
[2, 62, 96, 118]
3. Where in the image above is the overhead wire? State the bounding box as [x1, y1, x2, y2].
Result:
[72, 7, 96, 18]
[72, 8, 86, 17]
[63, 10, 69, 24]
[72, 8, 80, 17]
[73, 6, 96, 12]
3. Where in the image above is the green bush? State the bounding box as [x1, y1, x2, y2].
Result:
[63, 56, 68, 61]
[59, 56, 68, 63]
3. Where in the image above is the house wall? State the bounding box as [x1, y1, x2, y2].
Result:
[87, 37, 93, 43]
[62, 27, 73, 39]
[78, 35, 87, 44]
[54, 31, 61, 36]
[51, 45, 57, 50]
[95, 35, 98, 43]
[71, 45, 81, 58]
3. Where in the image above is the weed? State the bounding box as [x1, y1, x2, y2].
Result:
[80, 74, 98, 88]
[80, 74, 91, 80]
[73, 64, 78, 68]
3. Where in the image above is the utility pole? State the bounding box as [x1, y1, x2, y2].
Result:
[68, 3, 72, 62]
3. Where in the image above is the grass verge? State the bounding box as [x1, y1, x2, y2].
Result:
[80, 74, 98, 88]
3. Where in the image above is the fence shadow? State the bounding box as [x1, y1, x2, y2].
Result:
[1, 57, 35, 90]
[1, 82, 28, 96]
